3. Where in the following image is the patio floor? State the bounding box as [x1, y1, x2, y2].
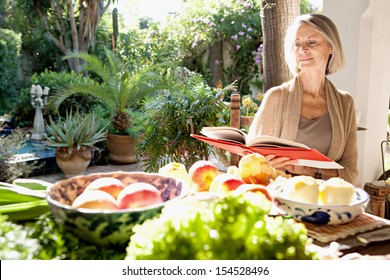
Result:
[29, 161, 145, 184]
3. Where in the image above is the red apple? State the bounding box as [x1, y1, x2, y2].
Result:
[188, 160, 219, 192]
[72, 190, 118, 210]
[84, 177, 125, 199]
[209, 173, 245, 194]
[116, 182, 163, 209]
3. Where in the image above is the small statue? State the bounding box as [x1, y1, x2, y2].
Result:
[30, 85, 50, 141]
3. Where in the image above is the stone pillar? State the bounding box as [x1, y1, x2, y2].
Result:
[324, 0, 390, 186]
[354, 0, 390, 186]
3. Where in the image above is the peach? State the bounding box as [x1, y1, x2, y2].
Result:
[72, 190, 118, 210]
[188, 160, 219, 192]
[209, 173, 245, 194]
[158, 162, 190, 185]
[226, 165, 241, 178]
[238, 153, 277, 185]
[84, 177, 125, 199]
[117, 182, 163, 209]
[233, 183, 273, 202]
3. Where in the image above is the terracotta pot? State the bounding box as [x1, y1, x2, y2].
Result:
[106, 133, 138, 164]
[55, 147, 92, 178]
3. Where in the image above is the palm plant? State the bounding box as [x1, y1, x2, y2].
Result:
[49, 48, 163, 135]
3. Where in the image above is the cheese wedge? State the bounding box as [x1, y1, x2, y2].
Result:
[318, 178, 356, 205]
[282, 175, 319, 204]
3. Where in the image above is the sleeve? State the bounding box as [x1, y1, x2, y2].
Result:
[335, 95, 359, 184]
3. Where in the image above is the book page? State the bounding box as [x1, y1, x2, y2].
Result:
[247, 135, 309, 149]
[200, 127, 248, 145]
[295, 159, 343, 169]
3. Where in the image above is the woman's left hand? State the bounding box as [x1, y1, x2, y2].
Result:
[265, 154, 298, 169]
[284, 164, 315, 176]
[266, 154, 316, 177]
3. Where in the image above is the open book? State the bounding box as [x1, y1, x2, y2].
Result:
[191, 126, 343, 169]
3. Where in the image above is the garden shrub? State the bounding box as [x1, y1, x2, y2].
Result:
[0, 28, 22, 115]
[11, 70, 101, 128]
[139, 67, 233, 172]
[117, 22, 183, 72]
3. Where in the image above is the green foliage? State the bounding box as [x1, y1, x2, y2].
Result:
[126, 192, 317, 260]
[139, 68, 233, 172]
[0, 180, 48, 222]
[0, 214, 42, 260]
[168, 0, 262, 95]
[117, 22, 183, 72]
[0, 28, 22, 115]
[12, 70, 98, 128]
[0, 213, 126, 260]
[300, 0, 322, 14]
[45, 111, 109, 153]
[51, 48, 165, 135]
[31, 69, 100, 115]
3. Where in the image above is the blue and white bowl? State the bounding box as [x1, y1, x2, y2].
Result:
[268, 179, 370, 225]
[46, 171, 189, 246]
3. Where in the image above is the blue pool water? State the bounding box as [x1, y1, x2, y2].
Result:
[16, 140, 55, 161]
[14, 140, 59, 176]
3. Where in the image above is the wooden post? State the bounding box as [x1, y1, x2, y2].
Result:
[364, 181, 390, 218]
[230, 93, 241, 166]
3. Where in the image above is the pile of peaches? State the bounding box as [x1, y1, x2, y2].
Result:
[71, 178, 163, 211]
[158, 153, 290, 200]
[71, 153, 287, 211]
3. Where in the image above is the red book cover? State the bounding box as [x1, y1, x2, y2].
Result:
[191, 133, 343, 169]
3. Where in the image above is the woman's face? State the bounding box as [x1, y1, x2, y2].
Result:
[293, 23, 332, 74]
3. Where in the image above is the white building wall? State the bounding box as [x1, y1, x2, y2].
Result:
[323, 0, 390, 186]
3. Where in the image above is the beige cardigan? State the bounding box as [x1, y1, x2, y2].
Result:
[248, 75, 359, 184]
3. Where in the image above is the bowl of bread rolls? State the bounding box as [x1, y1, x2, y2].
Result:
[268, 176, 369, 225]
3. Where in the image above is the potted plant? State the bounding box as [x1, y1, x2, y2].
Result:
[49, 48, 163, 164]
[45, 111, 108, 178]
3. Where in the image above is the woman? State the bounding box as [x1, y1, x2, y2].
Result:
[248, 14, 358, 184]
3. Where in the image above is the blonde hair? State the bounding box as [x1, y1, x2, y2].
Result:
[284, 14, 345, 75]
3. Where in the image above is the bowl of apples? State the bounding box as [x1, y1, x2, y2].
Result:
[46, 171, 189, 246]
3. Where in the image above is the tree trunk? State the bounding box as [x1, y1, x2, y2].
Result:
[261, 0, 300, 92]
[208, 38, 223, 87]
[0, 0, 8, 28]
[27, 0, 112, 72]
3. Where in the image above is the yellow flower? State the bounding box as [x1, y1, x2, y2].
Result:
[242, 96, 254, 107]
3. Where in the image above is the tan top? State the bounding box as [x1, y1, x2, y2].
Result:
[248, 74, 359, 184]
[296, 112, 332, 155]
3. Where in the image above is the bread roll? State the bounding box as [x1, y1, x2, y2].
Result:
[318, 178, 356, 205]
[282, 175, 319, 204]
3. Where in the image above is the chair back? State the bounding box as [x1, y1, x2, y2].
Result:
[229, 93, 254, 166]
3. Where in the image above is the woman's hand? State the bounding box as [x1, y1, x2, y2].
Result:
[266, 154, 339, 179]
[265, 154, 298, 170]
[265, 154, 316, 176]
